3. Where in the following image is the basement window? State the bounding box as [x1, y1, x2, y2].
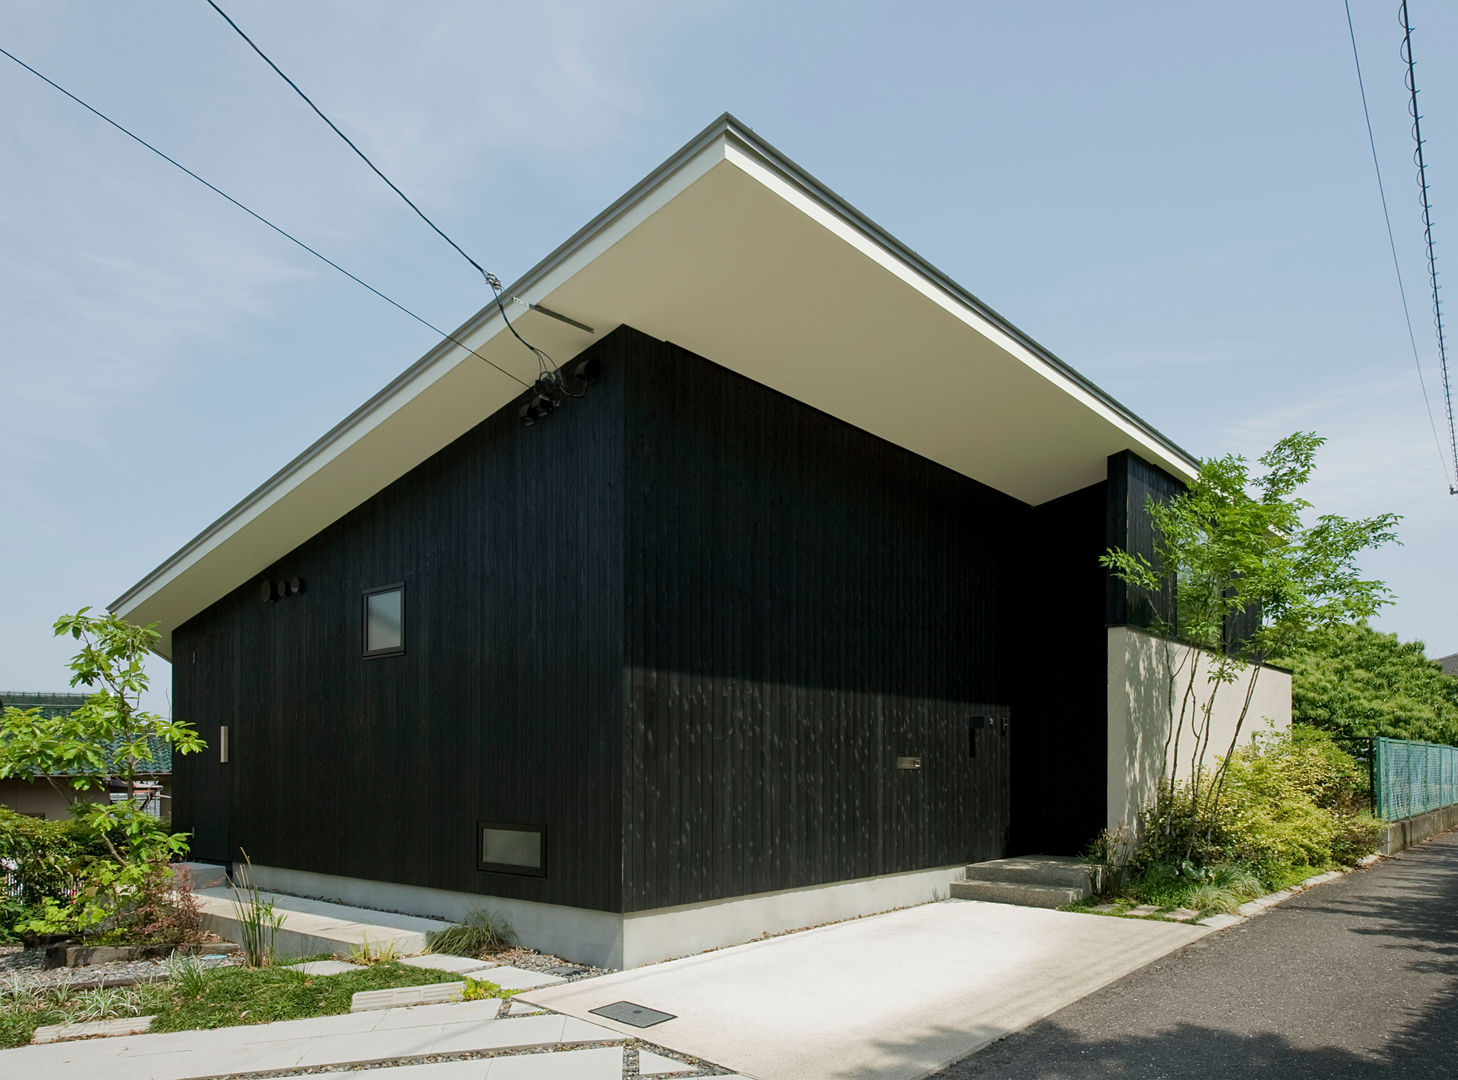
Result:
[478, 822, 546, 877]
[363, 585, 404, 657]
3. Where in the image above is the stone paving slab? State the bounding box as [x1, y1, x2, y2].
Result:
[0, 1001, 620, 1080]
[31, 1015, 156, 1043]
[400, 954, 501, 974]
[345, 1047, 626, 1079]
[286, 959, 360, 976]
[502, 998, 546, 1016]
[481, 965, 567, 991]
[483, 1047, 624, 1078]
[353, 982, 470, 1011]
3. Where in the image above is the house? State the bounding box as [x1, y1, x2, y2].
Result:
[1436, 653, 1458, 678]
[0, 690, 172, 819]
[111, 115, 1290, 968]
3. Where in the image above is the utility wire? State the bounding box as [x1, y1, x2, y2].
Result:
[1343, 0, 1455, 491]
[1399, 0, 1458, 493]
[0, 44, 531, 390]
[201, 0, 560, 379]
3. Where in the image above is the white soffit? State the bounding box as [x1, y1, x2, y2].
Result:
[115, 114, 1198, 657]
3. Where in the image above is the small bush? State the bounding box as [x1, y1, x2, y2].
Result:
[1123, 726, 1376, 901]
[166, 953, 212, 999]
[0, 807, 99, 908]
[426, 909, 513, 958]
[107, 863, 203, 945]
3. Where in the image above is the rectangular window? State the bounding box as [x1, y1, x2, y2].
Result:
[478, 822, 546, 877]
[363, 584, 404, 657]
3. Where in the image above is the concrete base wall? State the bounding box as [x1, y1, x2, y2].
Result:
[249, 862, 967, 969]
[1380, 804, 1458, 856]
[1107, 625, 1292, 833]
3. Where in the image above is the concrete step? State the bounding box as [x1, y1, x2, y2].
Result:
[949, 880, 1089, 908]
[963, 855, 1095, 890]
[194, 887, 451, 960]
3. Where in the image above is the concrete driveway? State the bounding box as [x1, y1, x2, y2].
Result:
[521, 899, 1209, 1080]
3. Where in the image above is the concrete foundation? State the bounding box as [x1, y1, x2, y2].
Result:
[243, 862, 968, 969]
[1380, 803, 1458, 856]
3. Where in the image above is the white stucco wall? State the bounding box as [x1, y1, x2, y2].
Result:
[1107, 625, 1291, 833]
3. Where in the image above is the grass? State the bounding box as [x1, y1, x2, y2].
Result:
[0, 957, 498, 1049]
[424, 910, 513, 959]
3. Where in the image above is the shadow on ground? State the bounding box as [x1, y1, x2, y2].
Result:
[894, 834, 1458, 1080]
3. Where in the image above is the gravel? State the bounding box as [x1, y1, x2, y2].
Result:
[0, 944, 240, 992]
[483, 946, 610, 980]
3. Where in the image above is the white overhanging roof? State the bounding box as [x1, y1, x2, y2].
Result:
[115, 113, 1199, 658]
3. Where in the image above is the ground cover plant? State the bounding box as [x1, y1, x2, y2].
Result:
[0, 956, 491, 1048]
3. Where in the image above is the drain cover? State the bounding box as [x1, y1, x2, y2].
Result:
[589, 1000, 677, 1028]
[545, 965, 588, 977]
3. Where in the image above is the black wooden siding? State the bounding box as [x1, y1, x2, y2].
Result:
[172, 337, 628, 912]
[620, 337, 1016, 911]
[1105, 449, 1185, 631]
[171, 323, 1159, 915]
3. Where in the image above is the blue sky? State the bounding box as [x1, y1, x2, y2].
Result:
[2, 0, 1456, 709]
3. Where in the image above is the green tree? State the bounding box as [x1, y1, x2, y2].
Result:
[0, 608, 204, 930]
[1280, 623, 1458, 746]
[1101, 432, 1399, 838]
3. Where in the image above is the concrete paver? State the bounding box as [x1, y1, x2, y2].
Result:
[0, 1000, 621, 1080]
[482, 1047, 624, 1078]
[478, 965, 567, 991]
[31, 1015, 156, 1043]
[285, 959, 360, 976]
[522, 899, 1208, 1080]
[400, 954, 501, 974]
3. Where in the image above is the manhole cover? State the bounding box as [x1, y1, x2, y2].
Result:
[589, 1000, 677, 1028]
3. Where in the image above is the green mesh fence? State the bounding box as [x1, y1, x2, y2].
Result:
[1374, 736, 1458, 821]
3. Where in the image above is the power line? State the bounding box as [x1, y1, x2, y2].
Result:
[1342, 0, 1454, 492]
[1399, 0, 1458, 493]
[0, 44, 531, 390]
[201, 0, 559, 380]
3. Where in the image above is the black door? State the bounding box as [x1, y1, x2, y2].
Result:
[185, 632, 234, 865]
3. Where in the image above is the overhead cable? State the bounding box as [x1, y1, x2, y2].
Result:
[1399, 0, 1458, 493]
[0, 44, 531, 389]
[1342, 0, 1454, 492]
[201, 0, 561, 381]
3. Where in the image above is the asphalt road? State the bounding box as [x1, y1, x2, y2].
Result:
[935, 832, 1458, 1079]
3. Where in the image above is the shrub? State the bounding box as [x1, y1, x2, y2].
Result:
[426, 909, 513, 958]
[105, 863, 203, 945]
[1128, 725, 1377, 891]
[0, 807, 99, 906]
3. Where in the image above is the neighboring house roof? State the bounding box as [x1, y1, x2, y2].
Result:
[0, 690, 172, 776]
[113, 112, 1204, 660]
[1437, 653, 1458, 678]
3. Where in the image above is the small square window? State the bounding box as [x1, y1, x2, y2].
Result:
[478, 822, 546, 877]
[363, 585, 404, 657]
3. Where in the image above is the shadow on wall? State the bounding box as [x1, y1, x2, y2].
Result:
[1106, 625, 1292, 836]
